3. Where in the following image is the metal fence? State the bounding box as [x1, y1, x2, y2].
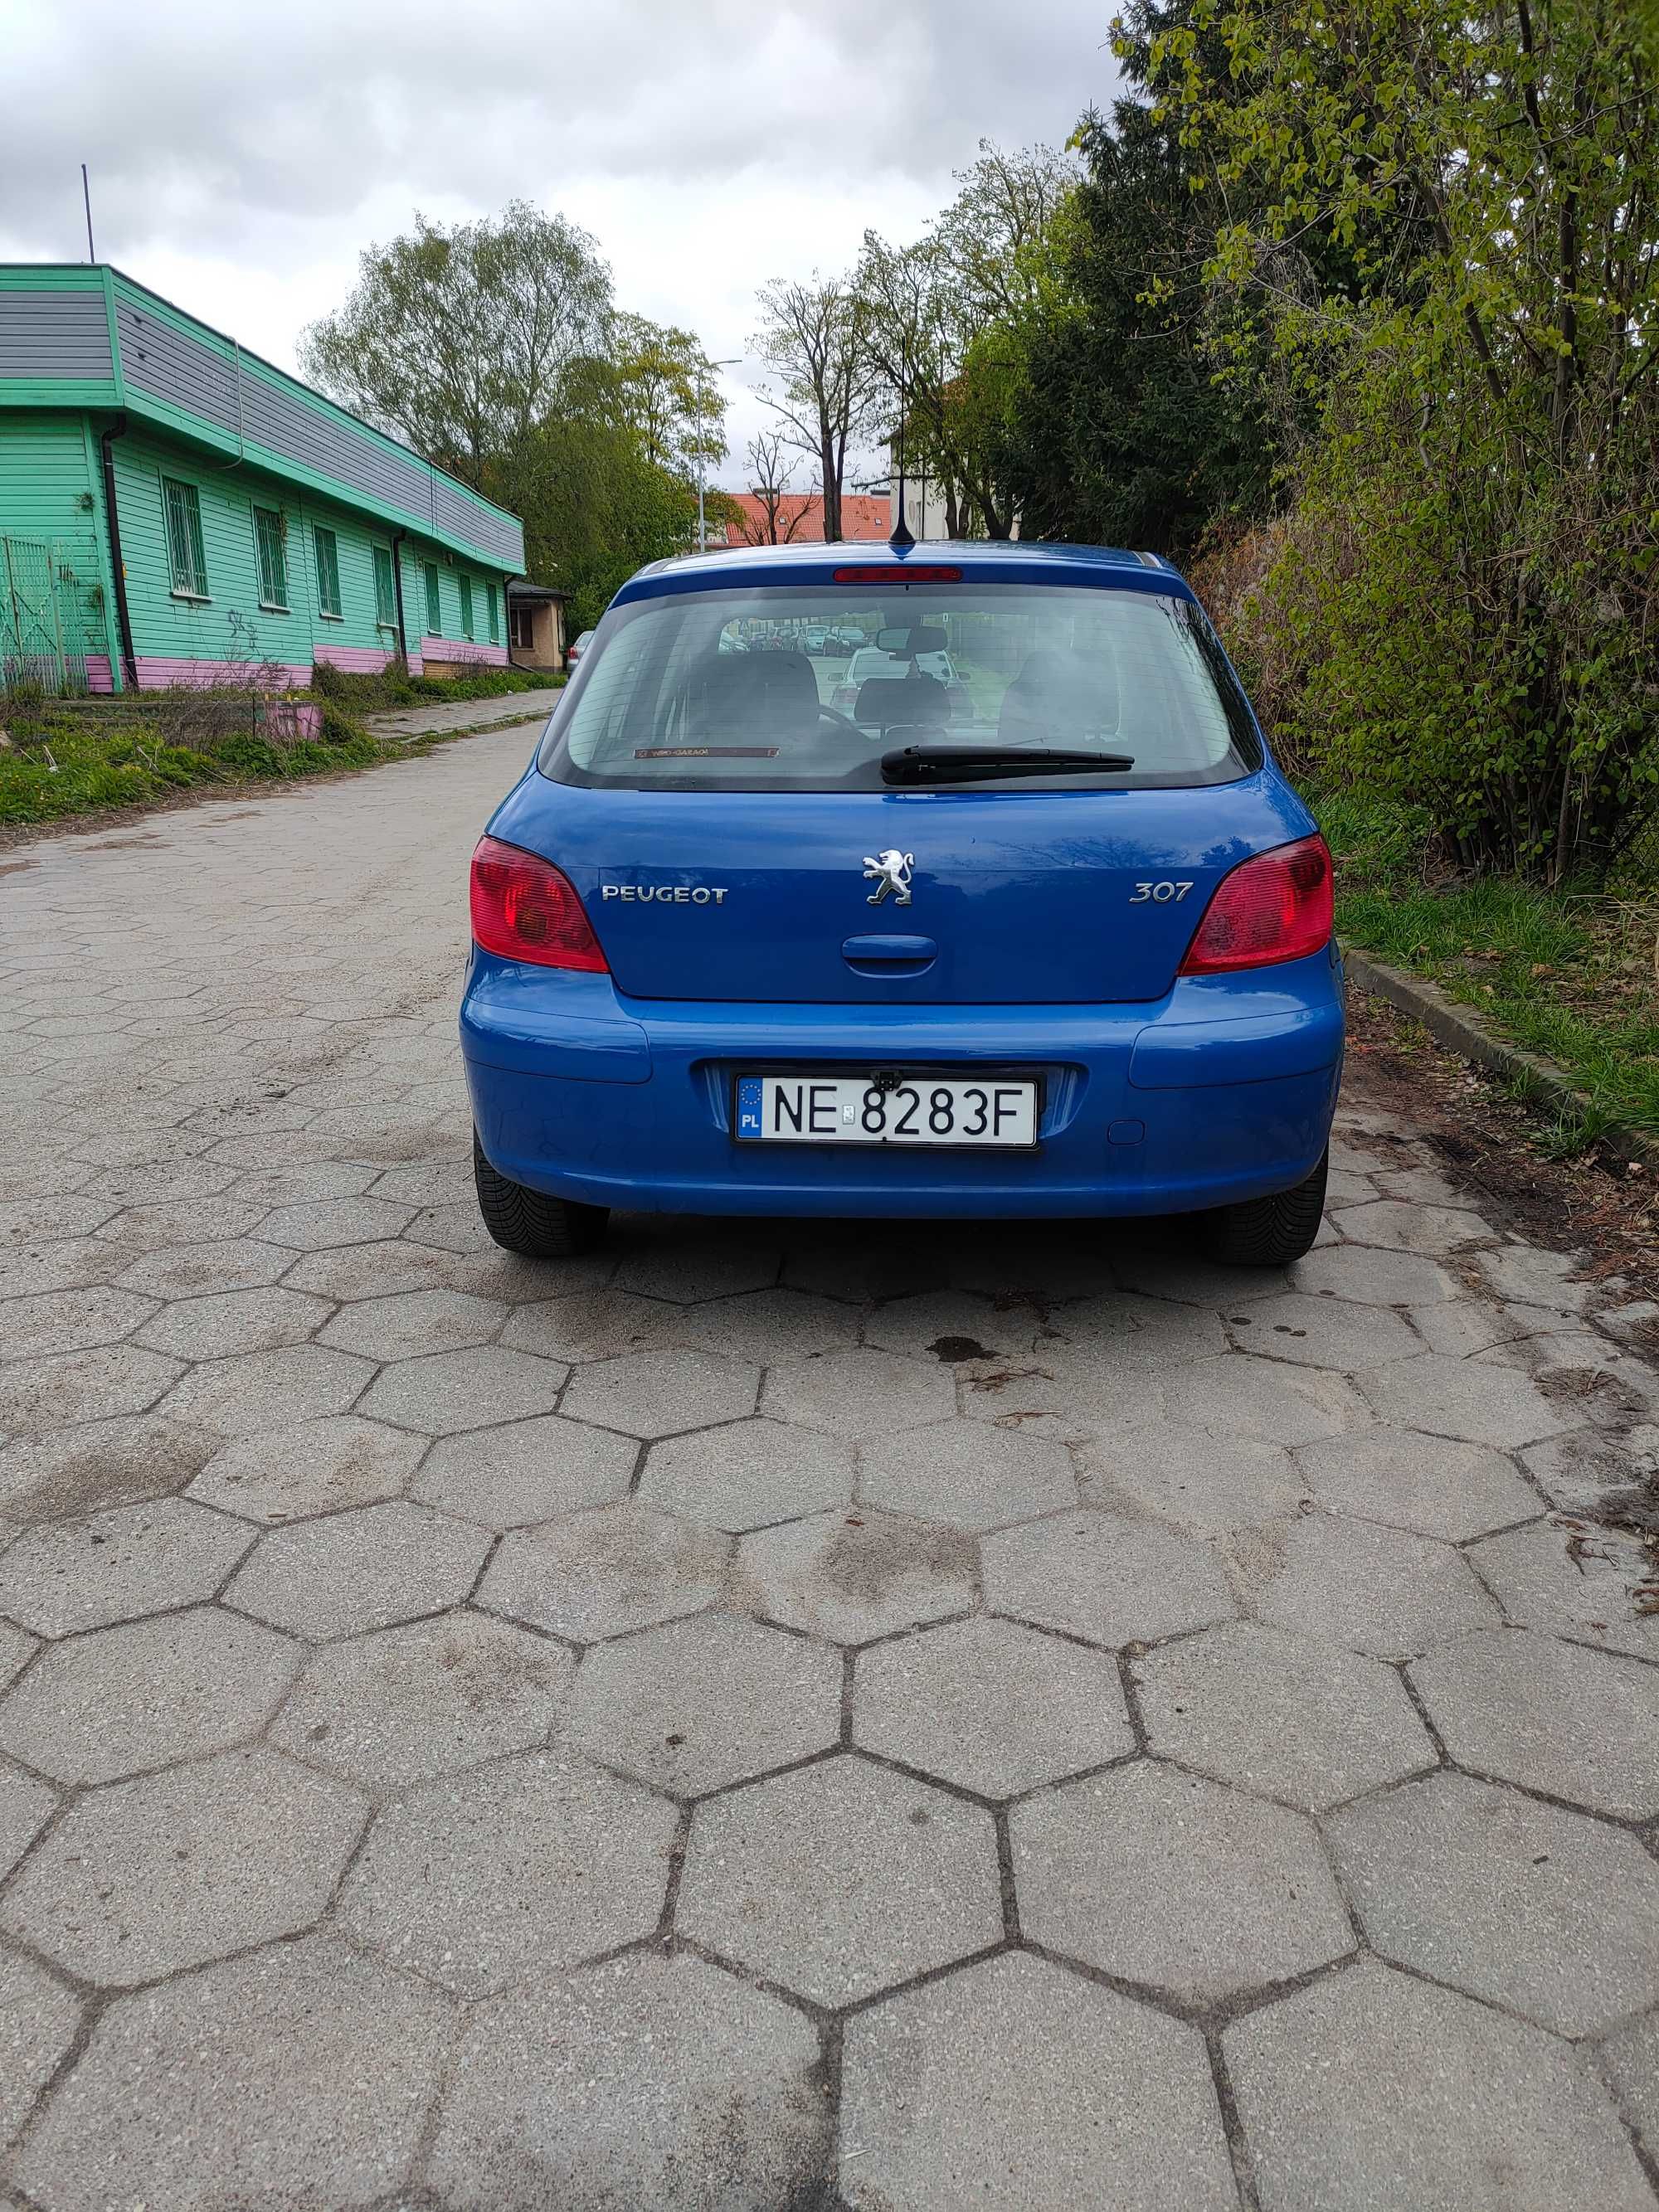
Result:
[1, 536, 112, 696]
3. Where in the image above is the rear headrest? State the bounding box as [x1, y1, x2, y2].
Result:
[684, 648, 819, 739]
[998, 648, 1118, 746]
[853, 671, 950, 728]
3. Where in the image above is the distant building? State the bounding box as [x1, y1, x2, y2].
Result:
[719, 491, 890, 547]
[506, 581, 567, 675]
[0, 265, 525, 692]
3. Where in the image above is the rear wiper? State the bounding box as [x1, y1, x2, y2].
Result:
[881, 744, 1135, 786]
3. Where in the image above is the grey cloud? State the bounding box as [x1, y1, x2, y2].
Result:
[2, 0, 1117, 266]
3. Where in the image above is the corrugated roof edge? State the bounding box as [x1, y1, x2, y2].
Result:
[0, 263, 521, 538]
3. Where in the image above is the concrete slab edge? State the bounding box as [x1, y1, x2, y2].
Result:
[1343, 946, 1659, 1175]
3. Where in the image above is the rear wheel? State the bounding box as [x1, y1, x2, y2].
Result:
[472, 1131, 609, 1258]
[1201, 1149, 1329, 1266]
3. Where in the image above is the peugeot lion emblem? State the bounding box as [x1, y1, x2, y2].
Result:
[863, 849, 915, 907]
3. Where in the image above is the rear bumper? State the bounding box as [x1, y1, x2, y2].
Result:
[460, 948, 1345, 1219]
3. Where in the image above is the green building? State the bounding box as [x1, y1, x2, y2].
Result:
[0, 265, 524, 693]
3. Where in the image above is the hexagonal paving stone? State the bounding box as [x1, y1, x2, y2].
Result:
[0, 1943, 80, 2145]
[0, 1748, 366, 1986]
[1232, 1511, 1498, 1660]
[0, 1762, 56, 1880]
[1477, 1242, 1594, 1313]
[1041, 1290, 1228, 1370]
[1225, 1292, 1424, 1371]
[113, 1237, 294, 1299]
[677, 1755, 1000, 2005]
[839, 1951, 1234, 2212]
[479, 1502, 729, 1644]
[0, 1191, 118, 1244]
[560, 1348, 759, 1439]
[1224, 1957, 1652, 2212]
[570, 1610, 840, 1795]
[357, 1344, 567, 1433]
[1412, 1630, 1659, 1818]
[281, 1239, 472, 1302]
[854, 1616, 1131, 1797]
[496, 1290, 677, 1364]
[637, 1418, 854, 1531]
[428, 1951, 828, 2212]
[859, 1420, 1077, 1532]
[1135, 1620, 1436, 1811]
[0, 1606, 301, 1784]
[1360, 1354, 1570, 1448]
[760, 1347, 957, 1439]
[1011, 1762, 1353, 2002]
[862, 1289, 1041, 1363]
[611, 1227, 781, 1304]
[1293, 1427, 1539, 1541]
[1326, 1771, 1659, 2037]
[1290, 1243, 1463, 1307]
[1077, 1426, 1307, 1534]
[226, 1500, 491, 1639]
[662, 1285, 864, 1364]
[318, 1288, 508, 1363]
[271, 1611, 573, 1791]
[338, 1749, 675, 1996]
[1602, 2012, 1659, 2167]
[0, 1344, 182, 1434]
[1337, 1200, 1491, 1256]
[1163, 1355, 1371, 1446]
[983, 1510, 1235, 1648]
[0, 1285, 155, 1359]
[1467, 1519, 1658, 1660]
[156, 1344, 372, 1437]
[13, 1934, 450, 2212]
[259, 1194, 417, 1250]
[734, 1505, 977, 1644]
[0, 1496, 252, 1636]
[0, 1412, 219, 1524]
[0, 1622, 33, 1694]
[186, 1412, 426, 1523]
[1520, 1424, 1659, 1514]
[132, 1286, 332, 1361]
[411, 1414, 636, 1528]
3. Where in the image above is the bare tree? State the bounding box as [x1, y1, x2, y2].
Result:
[733, 430, 816, 544]
[751, 275, 873, 541]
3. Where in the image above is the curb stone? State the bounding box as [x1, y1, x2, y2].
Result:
[1344, 946, 1659, 1177]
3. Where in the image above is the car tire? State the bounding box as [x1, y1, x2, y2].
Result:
[472, 1130, 609, 1258]
[1201, 1149, 1329, 1266]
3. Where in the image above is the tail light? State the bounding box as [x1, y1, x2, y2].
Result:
[1179, 834, 1333, 975]
[469, 836, 608, 970]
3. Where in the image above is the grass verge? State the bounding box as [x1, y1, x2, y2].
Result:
[0, 679, 560, 830]
[1309, 783, 1659, 1140]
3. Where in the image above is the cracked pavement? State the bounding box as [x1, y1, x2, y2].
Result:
[1, 727, 1657, 2210]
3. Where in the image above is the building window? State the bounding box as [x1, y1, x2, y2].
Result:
[424, 562, 441, 636]
[509, 604, 534, 651]
[251, 505, 288, 610]
[459, 573, 474, 639]
[373, 544, 397, 630]
[163, 477, 208, 599]
[486, 580, 499, 644]
[314, 525, 342, 619]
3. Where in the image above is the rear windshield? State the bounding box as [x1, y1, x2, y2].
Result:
[538, 582, 1261, 793]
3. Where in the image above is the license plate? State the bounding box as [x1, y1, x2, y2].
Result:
[734, 1074, 1039, 1149]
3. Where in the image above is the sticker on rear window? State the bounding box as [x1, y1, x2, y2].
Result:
[634, 746, 780, 759]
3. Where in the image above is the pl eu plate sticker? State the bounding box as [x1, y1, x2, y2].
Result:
[737, 1077, 763, 1138]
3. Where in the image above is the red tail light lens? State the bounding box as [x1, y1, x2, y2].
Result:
[469, 836, 608, 970]
[1179, 834, 1333, 975]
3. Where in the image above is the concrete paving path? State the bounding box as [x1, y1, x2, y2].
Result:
[362, 687, 563, 743]
[1, 727, 1657, 2211]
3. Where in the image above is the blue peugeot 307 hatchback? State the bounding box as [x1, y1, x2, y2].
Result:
[461, 540, 1342, 1265]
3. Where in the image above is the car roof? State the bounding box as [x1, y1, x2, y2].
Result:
[612, 539, 1191, 609]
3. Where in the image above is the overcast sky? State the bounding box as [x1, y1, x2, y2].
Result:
[0, 0, 1117, 481]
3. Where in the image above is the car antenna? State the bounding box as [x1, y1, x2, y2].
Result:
[890, 340, 915, 547]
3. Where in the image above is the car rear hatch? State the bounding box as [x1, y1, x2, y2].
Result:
[488, 779, 1310, 1004]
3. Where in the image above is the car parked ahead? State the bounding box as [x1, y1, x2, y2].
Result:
[464, 541, 1341, 1263]
[565, 628, 595, 669]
